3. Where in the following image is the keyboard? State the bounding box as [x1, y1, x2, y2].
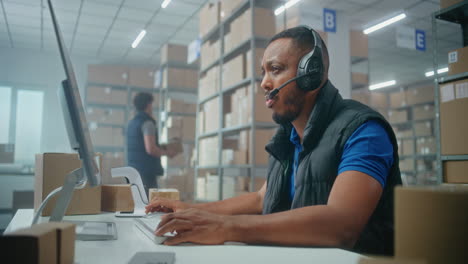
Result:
[134, 214, 173, 244]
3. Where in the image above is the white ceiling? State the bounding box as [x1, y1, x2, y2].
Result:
[0, 0, 463, 87]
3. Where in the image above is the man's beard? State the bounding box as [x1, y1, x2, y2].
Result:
[272, 91, 305, 125]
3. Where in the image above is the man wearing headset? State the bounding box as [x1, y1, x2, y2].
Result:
[146, 26, 401, 256]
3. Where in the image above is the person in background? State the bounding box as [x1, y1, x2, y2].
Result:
[145, 26, 402, 256]
[127, 92, 175, 196]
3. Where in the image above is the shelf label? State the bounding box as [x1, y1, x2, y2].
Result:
[448, 51, 458, 63]
[188, 38, 201, 64]
[323, 8, 336, 33]
[396, 26, 425, 51]
[440, 83, 455, 103]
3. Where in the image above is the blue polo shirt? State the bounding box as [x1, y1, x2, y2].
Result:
[289, 120, 394, 201]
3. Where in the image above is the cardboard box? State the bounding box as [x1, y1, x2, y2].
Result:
[199, 65, 219, 100]
[1, 222, 75, 264]
[443, 160, 468, 183]
[86, 86, 112, 104]
[389, 90, 407, 108]
[441, 0, 463, 9]
[101, 184, 134, 212]
[352, 90, 370, 105]
[160, 43, 188, 65]
[52, 222, 75, 264]
[414, 121, 432, 137]
[149, 188, 180, 201]
[241, 7, 276, 40]
[222, 54, 245, 89]
[399, 159, 415, 172]
[416, 137, 436, 155]
[166, 99, 196, 114]
[109, 89, 127, 105]
[0, 143, 14, 163]
[88, 108, 125, 125]
[200, 38, 220, 70]
[112, 127, 124, 147]
[100, 152, 126, 184]
[448, 46, 468, 76]
[34, 153, 102, 216]
[395, 185, 468, 264]
[388, 109, 408, 124]
[394, 127, 413, 139]
[406, 86, 434, 105]
[350, 30, 369, 58]
[402, 139, 415, 156]
[359, 257, 426, 264]
[351, 72, 369, 88]
[220, 0, 244, 20]
[203, 98, 220, 133]
[246, 48, 265, 78]
[370, 92, 388, 108]
[199, 1, 220, 37]
[198, 136, 219, 167]
[90, 127, 113, 146]
[440, 79, 468, 155]
[412, 105, 434, 120]
[128, 67, 155, 88]
[88, 65, 128, 86]
[1, 223, 56, 264]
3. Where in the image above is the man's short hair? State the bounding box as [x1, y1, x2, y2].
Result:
[269, 26, 329, 73]
[133, 92, 153, 112]
[269, 26, 315, 53]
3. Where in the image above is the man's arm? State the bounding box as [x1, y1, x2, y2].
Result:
[157, 171, 382, 248]
[143, 134, 166, 157]
[194, 183, 266, 215]
[146, 182, 267, 215]
[227, 171, 382, 248]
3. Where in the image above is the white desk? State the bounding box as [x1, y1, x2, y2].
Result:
[6, 209, 364, 264]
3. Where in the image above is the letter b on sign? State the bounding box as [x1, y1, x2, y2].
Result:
[323, 8, 336, 33]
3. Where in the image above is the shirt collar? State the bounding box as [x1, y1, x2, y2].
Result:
[289, 126, 301, 147]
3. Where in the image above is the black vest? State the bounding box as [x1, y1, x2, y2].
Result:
[263, 81, 401, 256]
[126, 112, 163, 178]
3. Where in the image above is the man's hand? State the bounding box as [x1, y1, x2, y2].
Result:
[155, 208, 234, 245]
[145, 198, 191, 214]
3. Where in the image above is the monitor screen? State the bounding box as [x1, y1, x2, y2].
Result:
[49, 0, 100, 186]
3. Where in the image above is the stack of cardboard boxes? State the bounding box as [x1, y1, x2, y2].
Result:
[86, 64, 157, 150]
[440, 45, 468, 183]
[196, 0, 277, 200]
[389, 86, 435, 180]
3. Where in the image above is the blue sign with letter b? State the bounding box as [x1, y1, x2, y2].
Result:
[323, 8, 336, 33]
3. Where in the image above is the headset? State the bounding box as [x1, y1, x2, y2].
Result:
[267, 26, 326, 100]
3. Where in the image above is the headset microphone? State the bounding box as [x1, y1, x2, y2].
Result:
[267, 72, 314, 100]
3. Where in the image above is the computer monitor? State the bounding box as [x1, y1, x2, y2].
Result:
[31, 1, 116, 240]
[50, 0, 100, 187]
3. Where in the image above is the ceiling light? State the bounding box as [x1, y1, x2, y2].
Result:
[275, 0, 301, 16]
[131, 30, 146, 48]
[369, 80, 396, 90]
[425, 67, 449, 77]
[363, 13, 406, 34]
[161, 0, 172, 8]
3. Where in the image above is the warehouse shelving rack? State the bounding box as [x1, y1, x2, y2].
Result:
[156, 61, 198, 194]
[85, 80, 160, 156]
[377, 83, 438, 185]
[432, 1, 468, 183]
[194, 0, 278, 202]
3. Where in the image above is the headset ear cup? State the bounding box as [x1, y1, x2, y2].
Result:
[297, 57, 323, 92]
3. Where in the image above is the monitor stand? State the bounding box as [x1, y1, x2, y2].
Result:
[32, 167, 117, 240]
